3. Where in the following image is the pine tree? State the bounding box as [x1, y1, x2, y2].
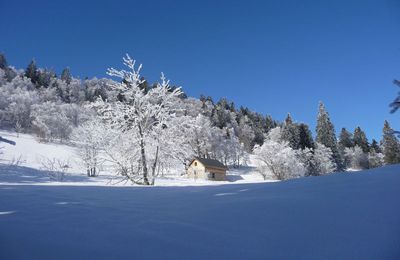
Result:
[0, 53, 15, 82]
[61, 67, 72, 84]
[25, 59, 39, 86]
[281, 113, 300, 150]
[338, 128, 353, 151]
[382, 120, 400, 164]
[370, 139, 382, 153]
[353, 126, 369, 153]
[264, 115, 276, 133]
[0, 53, 8, 70]
[316, 102, 341, 170]
[298, 123, 315, 150]
[37, 69, 56, 88]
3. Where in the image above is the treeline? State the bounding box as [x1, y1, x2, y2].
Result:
[0, 53, 278, 152]
[0, 53, 399, 184]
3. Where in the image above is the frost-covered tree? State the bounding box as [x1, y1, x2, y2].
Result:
[312, 143, 336, 175]
[300, 143, 335, 176]
[189, 114, 213, 158]
[72, 117, 110, 177]
[93, 54, 189, 185]
[344, 146, 369, 170]
[338, 128, 354, 167]
[254, 127, 305, 180]
[237, 115, 255, 152]
[31, 102, 74, 142]
[368, 148, 384, 169]
[382, 120, 400, 164]
[316, 102, 341, 170]
[264, 115, 277, 133]
[83, 78, 116, 102]
[0, 79, 39, 129]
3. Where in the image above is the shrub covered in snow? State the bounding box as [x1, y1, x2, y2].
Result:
[254, 127, 305, 180]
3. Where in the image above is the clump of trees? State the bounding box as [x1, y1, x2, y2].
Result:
[253, 100, 398, 180]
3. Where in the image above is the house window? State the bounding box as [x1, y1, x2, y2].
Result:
[211, 173, 215, 179]
[194, 162, 197, 166]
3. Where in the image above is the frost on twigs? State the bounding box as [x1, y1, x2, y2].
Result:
[88, 54, 192, 185]
[39, 156, 70, 181]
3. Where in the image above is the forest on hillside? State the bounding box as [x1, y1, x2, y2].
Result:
[1, 53, 399, 185]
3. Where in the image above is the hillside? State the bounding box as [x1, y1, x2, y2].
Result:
[0, 130, 265, 186]
[0, 163, 399, 259]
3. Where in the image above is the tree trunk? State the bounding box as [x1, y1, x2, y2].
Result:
[138, 125, 149, 185]
[151, 146, 159, 185]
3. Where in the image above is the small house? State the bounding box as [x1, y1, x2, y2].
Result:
[187, 158, 227, 181]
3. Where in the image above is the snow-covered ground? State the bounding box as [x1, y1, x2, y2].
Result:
[0, 130, 266, 186]
[1, 163, 400, 259]
[1, 130, 400, 259]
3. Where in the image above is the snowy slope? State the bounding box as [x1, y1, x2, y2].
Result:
[0, 164, 400, 259]
[0, 130, 266, 186]
[0, 130, 81, 171]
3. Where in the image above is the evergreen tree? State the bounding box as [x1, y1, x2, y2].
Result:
[264, 115, 277, 133]
[61, 67, 72, 84]
[281, 113, 300, 150]
[0, 53, 15, 82]
[298, 123, 315, 150]
[37, 69, 56, 88]
[370, 139, 382, 153]
[353, 126, 369, 153]
[0, 53, 8, 70]
[316, 102, 341, 170]
[251, 112, 267, 146]
[382, 120, 400, 164]
[25, 59, 39, 86]
[338, 127, 354, 168]
[338, 128, 353, 150]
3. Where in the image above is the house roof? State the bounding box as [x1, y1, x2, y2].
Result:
[192, 158, 227, 169]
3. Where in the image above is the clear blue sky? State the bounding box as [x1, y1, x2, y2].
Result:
[1, 0, 399, 140]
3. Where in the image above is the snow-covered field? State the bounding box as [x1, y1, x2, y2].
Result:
[1, 131, 400, 259]
[1, 163, 400, 259]
[0, 130, 266, 186]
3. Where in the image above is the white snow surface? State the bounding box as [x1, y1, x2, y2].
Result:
[0, 130, 266, 186]
[1, 131, 400, 259]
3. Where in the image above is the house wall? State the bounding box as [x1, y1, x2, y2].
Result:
[187, 160, 226, 181]
[187, 160, 207, 179]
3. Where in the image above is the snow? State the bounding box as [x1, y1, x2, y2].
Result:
[1, 163, 400, 259]
[1, 131, 400, 258]
[0, 130, 266, 186]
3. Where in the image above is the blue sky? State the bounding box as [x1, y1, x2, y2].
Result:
[1, 0, 399, 140]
